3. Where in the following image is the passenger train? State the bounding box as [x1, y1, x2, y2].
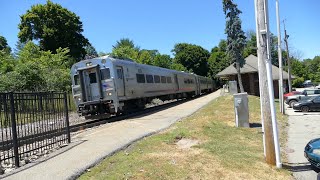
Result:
[71, 56, 215, 119]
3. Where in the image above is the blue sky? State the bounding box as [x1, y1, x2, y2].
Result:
[0, 0, 319, 59]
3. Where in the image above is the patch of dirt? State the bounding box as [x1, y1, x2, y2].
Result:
[176, 138, 199, 149]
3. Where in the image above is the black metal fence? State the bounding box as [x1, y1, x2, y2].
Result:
[0, 92, 70, 167]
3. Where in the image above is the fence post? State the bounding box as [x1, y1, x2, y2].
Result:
[63, 92, 71, 143]
[9, 92, 19, 167]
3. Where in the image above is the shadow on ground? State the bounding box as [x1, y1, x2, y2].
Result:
[283, 163, 320, 173]
[249, 123, 262, 128]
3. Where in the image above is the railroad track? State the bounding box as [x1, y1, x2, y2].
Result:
[0, 97, 191, 150]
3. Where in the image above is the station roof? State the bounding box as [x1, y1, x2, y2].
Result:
[216, 54, 292, 80]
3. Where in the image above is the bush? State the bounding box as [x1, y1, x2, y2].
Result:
[293, 77, 304, 88]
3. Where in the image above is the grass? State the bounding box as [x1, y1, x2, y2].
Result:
[79, 95, 292, 180]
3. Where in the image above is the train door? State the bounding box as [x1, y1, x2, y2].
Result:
[196, 76, 200, 95]
[115, 66, 125, 96]
[83, 68, 100, 101]
[174, 74, 179, 91]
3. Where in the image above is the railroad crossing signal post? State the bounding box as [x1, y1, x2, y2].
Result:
[254, 0, 282, 168]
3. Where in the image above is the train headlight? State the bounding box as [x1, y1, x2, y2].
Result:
[108, 92, 112, 96]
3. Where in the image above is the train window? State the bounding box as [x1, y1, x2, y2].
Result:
[74, 75, 79, 85]
[166, 77, 172, 83]
[136, 74, 145, 83]
[154, 75, 160, 83]
[100, 68, 110, 80]
[117, 68, 123, 79]
[89, 73, 97, 83]
[146, 74, 154, 83]
[161, 76, 166, 83]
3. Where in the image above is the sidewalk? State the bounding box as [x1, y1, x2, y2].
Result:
[2, 90, 220, 180]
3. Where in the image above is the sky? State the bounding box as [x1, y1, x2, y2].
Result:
[0, 0, 319, 59]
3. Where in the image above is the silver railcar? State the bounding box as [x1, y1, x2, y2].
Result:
[70, 56, 214, 119]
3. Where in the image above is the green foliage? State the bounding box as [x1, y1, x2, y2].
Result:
[207, 40, 229, 78]
[0, 42, 71, 92]
[172, 43, 209, 76]
[84, 44, 98, 59]
[153, 54, 172, 69]
[111, 46, 139, 60]
[292, 77, 304, 88]
[0, 50, 15, 74]
[112, 38, 139, 50]
[223, 0, 246, 66]
[0, 35, 11, 54]
[0, 62, 45, 92]
[137, 50, 153, 65]
[170, 62, 187, 72]
[243, 31, 257, 58]
[111, 38, 184, 71]
[243, 31, 283, 67]
[18, 0, 89, 61]
[291, 56, 320, 84]
[223, 0, 246, 92]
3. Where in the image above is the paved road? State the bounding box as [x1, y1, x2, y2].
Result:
[2, 90, 220, 180]
[286, 106, 320, 180]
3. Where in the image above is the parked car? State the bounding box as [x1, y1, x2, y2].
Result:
[285, 89, 320, 107]
[293, 96, 320, 112]
[304, 138, 320, 171]
[303, 82, 315, 88]
[284, 91, 301, 100]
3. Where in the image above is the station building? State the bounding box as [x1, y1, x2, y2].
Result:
[216, 54, 292, 98]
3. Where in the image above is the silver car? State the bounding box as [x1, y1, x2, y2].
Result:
[285, 89, 320, 107]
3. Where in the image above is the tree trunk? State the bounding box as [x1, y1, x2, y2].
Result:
[236, 61, 244, 93]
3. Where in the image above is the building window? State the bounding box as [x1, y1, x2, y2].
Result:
[146, 74, 154, 83]
[136, 74, 145, 83]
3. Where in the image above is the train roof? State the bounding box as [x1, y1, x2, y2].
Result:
[72, 55, 211, 79]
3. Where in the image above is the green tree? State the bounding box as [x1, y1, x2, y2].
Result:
[153, 54, 172, 69]
[172, 43, 210, 76]
[207, 40, 229, 78]
[111, 46, 139, 60]
[0, 62, 45, 92]
[170, 62, 187, 72]
[111, 38, 140, 60]
[112, 38, 139, 51]
[0, 51, 15, 74]
[243, 31, 257, 58]
[17, 41, 42, 63]
[0, 35, 11, 54]
[0, 41, 72, 92]
[223, 0, 246, 92]
[18, 0, 89, 61]
[243, 31, 283, 67]
[137, 50, 153, 65]
[84, 44, 98, 59]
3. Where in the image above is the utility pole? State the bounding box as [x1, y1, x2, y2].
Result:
[276, 0, 284, 114]
[254, 0, 282, 168]
[283, 21, 292, 92]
